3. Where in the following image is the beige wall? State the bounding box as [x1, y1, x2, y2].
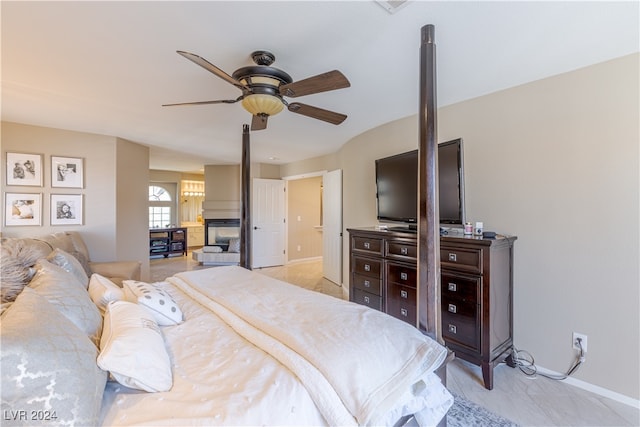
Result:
[287, 176, 323, 261]
[1, 122, 151, 279]
[286, 54, 640, 400]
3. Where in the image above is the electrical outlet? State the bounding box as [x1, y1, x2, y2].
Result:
[573, 332, 588, 353]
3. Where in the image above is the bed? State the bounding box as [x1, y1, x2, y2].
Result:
[97, 266, 453, 426]
[1, 256, 452, 426]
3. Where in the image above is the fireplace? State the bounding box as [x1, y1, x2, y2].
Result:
[205, 218, 240, 251]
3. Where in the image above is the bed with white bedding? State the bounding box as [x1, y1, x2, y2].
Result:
[99, 266, 453, 426]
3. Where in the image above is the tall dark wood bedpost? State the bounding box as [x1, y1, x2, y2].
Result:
[418, 24, 441, 341]
[240, 124, 252, 270]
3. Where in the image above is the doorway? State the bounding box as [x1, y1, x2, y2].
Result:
[283, 170, 342, 285]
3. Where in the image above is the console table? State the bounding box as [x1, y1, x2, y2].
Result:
[347, 226, 517, 389]
[149, 227, 187, 257]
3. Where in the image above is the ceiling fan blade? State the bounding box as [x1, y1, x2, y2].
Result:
[177, 51, 248, 91]
[162, 99, 239, 107]
[288, 103, 347, 125]
[279, 70, 350, 98]
[251, 114, 268, 131]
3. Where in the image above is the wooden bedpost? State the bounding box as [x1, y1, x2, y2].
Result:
[418, 24, 441, 341]
[240, 124, 251, 270]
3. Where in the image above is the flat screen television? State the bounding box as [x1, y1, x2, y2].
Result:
[375, 138, 465, 228]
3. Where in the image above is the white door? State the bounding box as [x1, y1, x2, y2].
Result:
[252, 178, 286, 268]
[323, 169, 342, 284]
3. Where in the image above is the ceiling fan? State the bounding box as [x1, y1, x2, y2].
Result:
[163, 50, 351, 131]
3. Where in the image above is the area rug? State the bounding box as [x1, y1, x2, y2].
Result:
[447, 392, 520, 427]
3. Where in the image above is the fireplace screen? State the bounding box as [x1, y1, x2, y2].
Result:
[205, 218, 240, 251]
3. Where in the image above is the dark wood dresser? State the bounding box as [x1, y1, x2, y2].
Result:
[348, 227, 419, 326]
[440, 234, 517, 390]
[347, 226, 517, 390]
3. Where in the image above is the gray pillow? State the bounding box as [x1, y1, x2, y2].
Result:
[0, 287, 107, 426]
[228, 237, 241, 253]
[29, 260, 103, 345]
[46, 248, 89, 288]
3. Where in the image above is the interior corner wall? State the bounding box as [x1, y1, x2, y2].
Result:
[116, 138, 150, 280]
[1, 122, 150, 277]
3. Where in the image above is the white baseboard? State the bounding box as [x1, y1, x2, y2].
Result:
[537, 365, 640, 409]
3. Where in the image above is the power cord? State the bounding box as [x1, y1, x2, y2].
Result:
[508, 338, 585, 381]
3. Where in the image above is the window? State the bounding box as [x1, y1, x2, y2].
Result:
[149, 185, 173, 228]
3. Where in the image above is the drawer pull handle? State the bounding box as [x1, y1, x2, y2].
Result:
[364, 242, 370, 249]
[448, 253, 457, 262]
[400, 247, 408, 255]
[448, 304, 457, 314]
[448, 324, 457, 334]
[364, 264, 371, 272]
[448, 283, 457, 292]
[400, 272, 408, 281]
[364, 280, 371, 288]
[401, 308, 408, 317]
[400, 290, 408, 299]
[364, 296, 370, 304]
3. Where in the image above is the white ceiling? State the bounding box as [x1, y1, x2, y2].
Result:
[2, 1, 638, 174]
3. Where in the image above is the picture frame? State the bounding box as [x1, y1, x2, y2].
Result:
[6, 152, 43, 187]
[51, 156, 84, 188]
[51, 194, 83, 226]
[4, 193, 42, 226]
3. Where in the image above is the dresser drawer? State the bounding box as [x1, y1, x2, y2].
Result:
[442, 310, 479, 351]
[386, 241, 417, 260]
[386, 283, 417, 325]
[352, 273, 382, 296]
[386, 262, 417, 288]
[352, 288, 383, 311]
[352, 256, 382, 278]
[440, 246, 483, 274]
[441, 273, 480, 305]
[352, 236, 383, 255]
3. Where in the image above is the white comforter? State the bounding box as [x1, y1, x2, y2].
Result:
[99, 266, 452, 426]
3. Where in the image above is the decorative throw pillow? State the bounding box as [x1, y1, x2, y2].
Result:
[0, 238, 45, 303]
[1, 287, 107, 426]
[202, 245, 223, 253]
[228, 238, 241, 253]
[97, 301, 173, 392]
[122, 280, 183, 326]
[46, 248, 90, 288]
[29, 260, 103, 345]
[88, 273, 125, 314]
[0, 247, 32, 303]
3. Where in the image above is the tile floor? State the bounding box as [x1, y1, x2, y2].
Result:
[150, 253, 639, 427]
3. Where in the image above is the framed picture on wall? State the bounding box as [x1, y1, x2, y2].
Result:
[51, 194, 83, 226]
[4, 193, 42, 226]
[6, 152, 43, 186]
[51, 156, 84, 188]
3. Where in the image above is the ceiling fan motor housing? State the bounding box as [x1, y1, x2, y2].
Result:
[232, 57, 293, 115]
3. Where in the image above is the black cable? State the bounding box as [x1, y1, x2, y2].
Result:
[508, 339, 584, 381]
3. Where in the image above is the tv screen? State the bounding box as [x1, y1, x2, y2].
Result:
[375, 150, 418, 224]
[375, 138, 465, 226]
[438, 139, 465, 225]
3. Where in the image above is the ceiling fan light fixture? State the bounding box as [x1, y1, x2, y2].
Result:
[241, 93, 284, 116]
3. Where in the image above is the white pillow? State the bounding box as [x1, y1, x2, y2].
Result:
[88, 273, 125, 313]
[122, 280, 183, 326]
[97, 301, 173, 392]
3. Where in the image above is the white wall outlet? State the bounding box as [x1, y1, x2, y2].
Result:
[572, 332, 588, 353]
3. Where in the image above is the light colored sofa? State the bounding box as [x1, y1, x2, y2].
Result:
[1, 231, 141, 303]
